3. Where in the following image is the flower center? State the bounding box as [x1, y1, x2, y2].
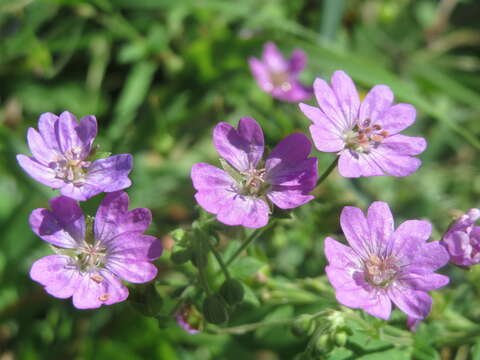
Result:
[238, 168, 268, 196]
[363, 254, 399, 287]
[344, 120, 389, 153]
[269, 71, 292, 91]
[77, 242, 106, 271]
[49, 146, 90, 185]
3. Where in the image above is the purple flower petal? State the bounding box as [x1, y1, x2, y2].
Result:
[72, 270, 128, 309]
[16, 154, 64, 188]
[60, 182, 102, 201]
[217, 195, 269, 229]
[400, 273, 449, 291]
[213, 118, 264, 172]
[392, 220, 432, 257]
[340, 206, 371, 257]
[362, 294, 392, 320]
[267, 186, 314, 209]
[324, 237, 360, 269]
[338, 150, 384, 178]
[381, 134, 427, 156]
[367, 201, 394, 252]
[77, 115, 97, 158]
[94, 191, 129, 242]
[85, 154, 133, 192]
[388, 286, 432, 319]
[191, 163, 236, 214]
[38, 112, 61, 152]
[57, 111, 82, 154]
[108, 233, 162, 262]
[368, 147, 422, 177]
[358, 85, 394, 126]
[309, 124, 345, 153]
[249, 57, 273, 92]
[288, 49, 307, 75]
[313, 77, 348, 129]
[265, 133, 315, 185]
[381, 104, 416, 134]
[262, 42, 288, 73]
[27, 128, 56, 165]
[331, 70, 359, 129]
[409, 242, 450, 274]
[30, 255, 80, 299]
[106, 259, 158, 283]
[271, 83, 312, 103]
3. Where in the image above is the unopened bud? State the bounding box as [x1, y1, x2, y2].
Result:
[315, 334, 333, 354]
[220, 279, 244, 305]
[334, 331, 348, 347]
[202, 295, 229, 324]
[291, 314, 315, 337]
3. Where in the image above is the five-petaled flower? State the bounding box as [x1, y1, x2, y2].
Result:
[325, 201, 449, 321]
[191, 117, 318, 228]
[249, 42, 313, 102]
[300, 71, 426, 178]
[29, 191, 162, 309]
[17, 111, 133, 201]
[441, 208, 480, 266]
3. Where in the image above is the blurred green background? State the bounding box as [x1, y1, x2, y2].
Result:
[0, 0, 480, 359]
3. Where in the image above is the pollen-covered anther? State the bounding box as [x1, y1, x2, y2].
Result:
[98, 294, 110, 302]
[91, 274, 104, 283]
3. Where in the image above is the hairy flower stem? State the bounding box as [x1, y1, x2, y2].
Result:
[314, 156, 339, 190]
[205, 234, 231, 280]
[225, 219, 278, 267]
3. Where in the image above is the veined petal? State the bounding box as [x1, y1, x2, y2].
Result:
[340, 206, 371, 258]
[107, 233, 162, 262]
[217, 195, 269, 229]
[213, 118, 264, 172]
[358, 85, 394, 126]
[309, 124, 345, 152]
[367, 202, 394, 255]
[30, 255, 80, 299]
[106, 259, 158, 284]
[381, 103, 416, 134]
[77, 115, 97, 158]
[338, 150, 384, 178]
[265, 133, 312, 180]
[399, 273, 449, 291]
[391, 220, 431, 257]
[60, 182, 102, 201]
[381, 134, 427, 156]
[324, 237, 361, 268]
[313, 77, 349, 130]
[409, 241, 450, 274]
[85, 154, 133, 192]
[368, 147, 422, 177]
[331, 70, 360, 129]
[267, 186, 314, 209]
[72, 270, 128, 309]
[57, 111, 82, 154]
[17, 154, 64, 188]
[27, 128, 57, 165]
[94, 191, 129, 243]
[38, 112, 61, 152]
[388, 286, 432, 319]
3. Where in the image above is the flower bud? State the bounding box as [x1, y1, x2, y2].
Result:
[202, 295, 229, 324]
[219, 279, 244, 305]
[334, 331, 348, 347]
[291, 314, 316, 337]
[171, 249, 192, 264]
[315, 334, 333, 354]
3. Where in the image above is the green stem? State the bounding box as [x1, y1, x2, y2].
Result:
[225, 219, 277, 267]
[205, 235, 231, 280]
[197, 263, 212, 295]
[315, 156, 339, 189]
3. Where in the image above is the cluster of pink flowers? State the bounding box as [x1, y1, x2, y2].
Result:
[18, 111, 162, 309]
[17, 42, 475, 335]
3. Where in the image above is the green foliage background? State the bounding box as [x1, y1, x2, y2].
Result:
[0, 0, 479, 359]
